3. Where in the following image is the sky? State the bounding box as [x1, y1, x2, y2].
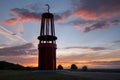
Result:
[0, 0, 120, 69]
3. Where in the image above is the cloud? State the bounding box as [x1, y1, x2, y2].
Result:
[72, 0, 120, 20]
[0, 7, 69, 24]
[56, 0, 120, 22]
[63, 46, 108, 51]
[69, 18, 120, 32]
[0, 43, 37, 56]
[16, 26, 24, 32]
[57, 49, 120, 65]
[112, 40, 120, 44]
[0, 25, 26, 48]
[54, 0, 120, 33]
[0, 55, 38, 67]
[1, 8, 41, 24]
[54, 10, 72, 21]
[1, 0, 120, 33]
[111, 20, 120, 25]
[84, 21, 109, 32]
[89, 60, 120, 66]
[111, 40, 120, 47]
[26, 3, 44, 12]
[67, 0, 120, 32]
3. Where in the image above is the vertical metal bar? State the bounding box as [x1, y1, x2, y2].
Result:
[53, 18, 55, 36]
[47, 19, 49, 35]
[48, 19, 49, 35]
[51, 18, 53, 36]
[43, 18, 45, 35]
[51, 18, 54, 43]
[46, 19, 48, 43]
[47, 19, 50, 43]
[46, 19, 47, 35]
[40, 18, 43, 36]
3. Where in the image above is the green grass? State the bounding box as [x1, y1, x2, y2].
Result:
[0, 70, 93, 80]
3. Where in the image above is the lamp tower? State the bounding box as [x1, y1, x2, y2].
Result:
[38, 4, 57, 70]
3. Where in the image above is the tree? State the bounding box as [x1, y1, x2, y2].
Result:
[57, 65, 63, 70]
[82, 66, 88, 71]
[70, 64, 78, 70]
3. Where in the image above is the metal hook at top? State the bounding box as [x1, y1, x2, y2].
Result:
[45, 4, 50, 13]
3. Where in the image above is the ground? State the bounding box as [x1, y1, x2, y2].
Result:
[0, 70, 92, 80]
[60, 70, 120, 80]
[0, 70, 120, 80]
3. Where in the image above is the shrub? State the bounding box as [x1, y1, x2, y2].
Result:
[57, 65, 63, 70]
[70, 64, 78, 70]
[82, 66, 88, 71]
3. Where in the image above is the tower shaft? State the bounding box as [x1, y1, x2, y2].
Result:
[38, 43, 56, 70]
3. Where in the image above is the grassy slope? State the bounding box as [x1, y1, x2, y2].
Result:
[0, 70, 93, 80]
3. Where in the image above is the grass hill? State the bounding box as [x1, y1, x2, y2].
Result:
[0, 61, 25, 70]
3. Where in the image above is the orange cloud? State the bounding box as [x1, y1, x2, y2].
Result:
[56, 49, 120, 68]
[1, 48, 119, 68]
[21, 56, 38, 67]
[57, 50, 120, 62]
[16, 26, 24, 32]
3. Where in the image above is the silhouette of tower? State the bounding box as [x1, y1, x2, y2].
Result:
[38, 4, 57, 70]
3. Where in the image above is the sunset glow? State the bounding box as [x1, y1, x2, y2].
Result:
[0, 0, 120, 69]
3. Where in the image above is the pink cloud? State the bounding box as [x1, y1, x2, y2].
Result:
[0, 8, 68, 25]
[1, 0, 120, 34]
[0, 43, 37, 56]
[64, 46, 108, 51]
[57, 0, 120, 32]
[73, 8, 99, 20]
[1, 18, 21, 25]
[1, 8, 41, 25]
[72, 0, 120, 20]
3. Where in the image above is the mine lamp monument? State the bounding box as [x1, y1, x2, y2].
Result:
[38, 4, 57, 70]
